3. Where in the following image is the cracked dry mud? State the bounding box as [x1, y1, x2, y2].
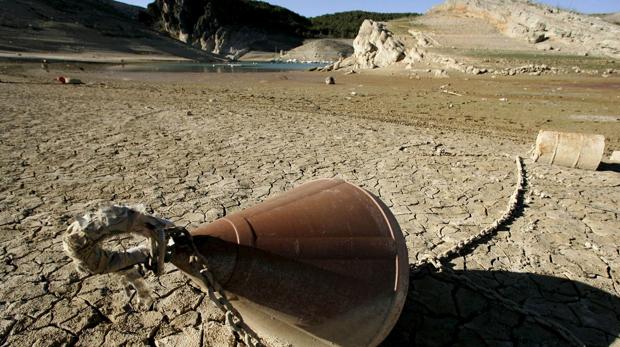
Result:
[0, 67, 619, 346]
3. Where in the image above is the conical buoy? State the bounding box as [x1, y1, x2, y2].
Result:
[171, 179, 408, 347]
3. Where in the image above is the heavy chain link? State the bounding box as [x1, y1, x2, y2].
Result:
[410, 156, 525, 272]
[165, 228, 262, 347]
[408, 156, 584, 347]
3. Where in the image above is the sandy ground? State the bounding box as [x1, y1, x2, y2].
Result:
[0, 63, 619, 346]
[0, 51, 195, 64]
[392, 14, 536, 52]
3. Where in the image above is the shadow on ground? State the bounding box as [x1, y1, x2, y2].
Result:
[382, 269, 620, 347]
[598, 162, 620, 173]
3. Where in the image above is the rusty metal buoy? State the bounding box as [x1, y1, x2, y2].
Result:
[171, 179, 408, 347]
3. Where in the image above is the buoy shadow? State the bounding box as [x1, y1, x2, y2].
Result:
[382, 269, 620, 346]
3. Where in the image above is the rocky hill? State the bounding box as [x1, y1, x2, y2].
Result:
[144, 3, 420, 59]
[1, 0, 418, 62]
[431, 0, 620, 58]
[145, 0, 310, 59]
[322, 0, 620, 77]
[598, 12, 620, 26]
[0, 0, 220, 61]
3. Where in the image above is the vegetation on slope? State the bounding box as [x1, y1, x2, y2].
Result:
[309, 11, 421, 38]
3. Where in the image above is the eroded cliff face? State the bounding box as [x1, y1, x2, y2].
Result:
[432, 0, 620, 58]
[351, 20, 406, 69]
[147, 0, 308, 59]
[323, 19, 406, 71]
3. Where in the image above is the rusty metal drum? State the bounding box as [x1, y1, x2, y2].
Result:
[533, 130, 605, 170]
[178, 179, 409, 347]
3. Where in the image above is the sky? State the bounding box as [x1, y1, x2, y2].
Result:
[118, 0, 620, 16]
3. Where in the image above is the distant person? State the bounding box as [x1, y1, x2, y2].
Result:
[41, 59, 49, 72]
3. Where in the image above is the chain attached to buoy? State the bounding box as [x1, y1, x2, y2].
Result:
[62, 156, 583, 347]
[164, 227, 262, 347]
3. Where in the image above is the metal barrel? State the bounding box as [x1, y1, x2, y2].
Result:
[533, 130, 605, 170]
[174, 179, 408, 347]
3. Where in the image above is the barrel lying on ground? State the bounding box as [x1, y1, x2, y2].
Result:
[533, 130, 605, 170]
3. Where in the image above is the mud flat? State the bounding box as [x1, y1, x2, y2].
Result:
[0, 62, 619, 346]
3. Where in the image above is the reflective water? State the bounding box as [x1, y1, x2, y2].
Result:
[118, 61, 328, 73]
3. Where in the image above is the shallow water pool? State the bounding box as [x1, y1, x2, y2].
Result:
[116, 61, 328, 73]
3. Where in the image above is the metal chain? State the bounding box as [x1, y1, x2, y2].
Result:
[408, 156, 585, 347]
[410, 156, 525, 272]
[166, 228, 262, 347]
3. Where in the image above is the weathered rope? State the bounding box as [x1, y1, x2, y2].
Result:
[63, 208, 261, 345]
[63, 204, 172, 307]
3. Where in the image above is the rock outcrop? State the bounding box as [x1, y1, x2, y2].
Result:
[351, 20, 406, 69]
[323, 19, 406, 71]
[431, 0, 620, 58]
[408, 29, 438, 48]
[403, 47, 425, 66]
[146, 0, 308, 59]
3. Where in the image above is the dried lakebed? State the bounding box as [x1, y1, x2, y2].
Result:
[0, 67, 619, 346]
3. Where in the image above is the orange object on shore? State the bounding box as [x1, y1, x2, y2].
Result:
[171, 179, 409, 347]
[55, 76, 82, 84]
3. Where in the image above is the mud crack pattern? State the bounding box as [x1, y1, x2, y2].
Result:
[0, 78, 618, 346]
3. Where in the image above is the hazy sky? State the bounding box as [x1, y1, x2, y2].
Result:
[119, 0, 620, 16]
